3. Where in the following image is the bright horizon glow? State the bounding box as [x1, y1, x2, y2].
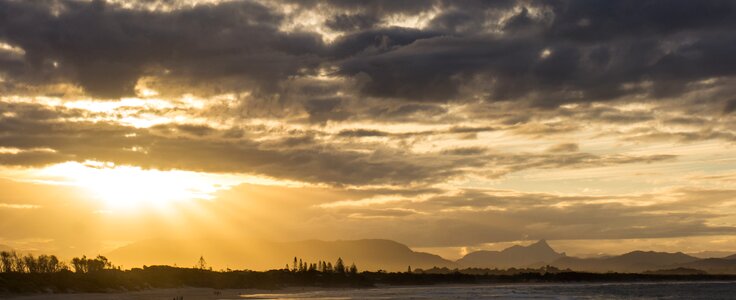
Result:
[36, 161, 243, 210]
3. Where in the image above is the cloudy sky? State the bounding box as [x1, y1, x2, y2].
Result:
[1, 0, 736, 259]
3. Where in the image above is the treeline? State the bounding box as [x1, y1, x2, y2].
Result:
[286, 257, 358, 274]
[71, 255, 115, 273]
[3, 253, 736, 294]
[1, 251, 65, 273]
[0, 254, 372, 293]
[0, 251, 114, 274]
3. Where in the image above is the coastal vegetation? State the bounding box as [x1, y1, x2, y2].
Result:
[2, 251, 736, 294]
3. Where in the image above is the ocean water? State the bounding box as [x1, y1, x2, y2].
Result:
[240, 281, 736, 299]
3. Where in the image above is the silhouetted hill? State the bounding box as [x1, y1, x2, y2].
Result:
[725, 253, 736, 260]
[77, 238, 736, 275]
[674, 258, 736, 274]
[687, 251, 736, 259]
[457, 240, 565, 268]
[552, 251, 699, 273]
[643, 267, 707, 275]
[107, 238, 454, 272]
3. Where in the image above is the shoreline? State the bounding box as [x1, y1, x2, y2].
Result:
[4, 280, 736, 299]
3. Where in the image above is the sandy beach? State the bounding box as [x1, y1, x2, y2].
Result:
[1, 286, 352, 300]
[2, 288, 248, 300]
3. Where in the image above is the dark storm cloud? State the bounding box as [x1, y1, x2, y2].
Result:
[330, 0, 736, 106]
[0, 0, 323, 98]
[1, 0, 735, 108]
[328, 27, 440, 59]
[545, 0, 736, 42]
[336, 30, 736, 106]
[337, 35, 541, 102]
[429, 0, 519, 34]
[295, 0, 435, 18]
[324, 13, 380, 32]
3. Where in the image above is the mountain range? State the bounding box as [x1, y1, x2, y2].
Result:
[457, 240, 564, 269]
[106, 238, 455, 271]
[552, 250, 696, 273]
[455, 240, 736, 274]
[12, 238, 732, 274]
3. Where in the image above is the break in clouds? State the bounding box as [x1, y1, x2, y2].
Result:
[1, 0, 736, 249]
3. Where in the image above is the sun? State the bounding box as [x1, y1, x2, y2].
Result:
[37, 161, 241, 210]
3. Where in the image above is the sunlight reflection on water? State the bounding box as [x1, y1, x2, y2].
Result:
[238, 281, 736, 299]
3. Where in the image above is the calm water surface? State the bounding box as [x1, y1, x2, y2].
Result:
[240, 281, 736, 299]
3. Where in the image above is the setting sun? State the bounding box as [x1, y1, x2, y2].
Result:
[36, 161, 241, 209]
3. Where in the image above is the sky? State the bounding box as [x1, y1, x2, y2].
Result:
[1, 0, 736, 261]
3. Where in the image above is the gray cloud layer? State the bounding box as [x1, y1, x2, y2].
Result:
[0, 0, 735, 109]
[0, 101, 675, 186]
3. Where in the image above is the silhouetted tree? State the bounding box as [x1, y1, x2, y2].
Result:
[407, 266, 412, 273]
[37, 255, 50, 273]
[22, 254, 38, 273]
[197, 256, 207, 270]
[70, 255, 111, 273]
[10, 252, 22, 273]
[335, 257, 345, 274]
[0, 251, 11, 273]
[349, 263, 358, 275]
[0, 252, 63, 274]
[71, 256, 87, 273]
[87, 255, 111, 272]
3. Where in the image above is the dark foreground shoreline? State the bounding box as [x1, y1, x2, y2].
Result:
[2, 266, 736, 296]
[4, 281, 736, 300]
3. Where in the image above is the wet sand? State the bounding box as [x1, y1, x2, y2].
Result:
[2, 288, 245, 300]
[1, 286, 344, 300]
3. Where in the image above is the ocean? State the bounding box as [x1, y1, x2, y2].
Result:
[241, 281, 736, 299]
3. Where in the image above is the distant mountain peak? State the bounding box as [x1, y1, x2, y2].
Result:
[458, 239, 564, 268]
[529, 239, 551, 248]
[502, 239, 555, 254]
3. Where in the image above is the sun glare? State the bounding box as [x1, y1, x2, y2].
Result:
[37, 161, 243, 209]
